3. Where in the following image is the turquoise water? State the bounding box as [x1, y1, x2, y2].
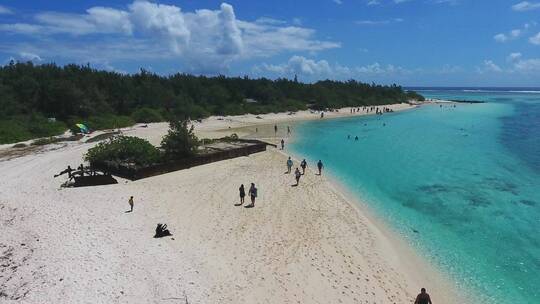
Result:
[289, 90, 540, 303]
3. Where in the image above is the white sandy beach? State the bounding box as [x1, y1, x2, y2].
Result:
[0, 103, 460, 303]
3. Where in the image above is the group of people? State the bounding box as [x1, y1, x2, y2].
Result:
[236, 158, 324, 207]
[237, 183, 258, 208]
[274, 125, 292, 136]
[349, 106, 394, 115]
[286, 157, 323, 186]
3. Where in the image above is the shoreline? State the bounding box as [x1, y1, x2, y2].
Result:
[296, 163, 463, 303]
[0, 101, 462, 303]
[273, 110, 463, 303]
[200, 101, 462, 303]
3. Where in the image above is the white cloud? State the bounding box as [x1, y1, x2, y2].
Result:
[258, 55, 408, 79]
[19, 52, 42, 62]
[263, 56, 332, 75]
[33, 7, 133, 35]
[0, 23, 43, 34]
[513, 58, 540, 71]
[477, 60, 502, 73]
[333, 0, 343, 4]
[129, 0, 189, 53]
[0, 1, 339, 74]
[493, 23, 532, 43]
[433, 0, 458, 4]
[494, 33, 508, 42]
[512, 1, 540, 11]
[510, 29, 522, 37]
[0, 5, 13, 14]
[355, 18, 403, 25]
[255, 17, 286, 25]
[530, 32, 540, 45]
[366, 0, 457, 6]
[439, 64, 463, 73]
[507, 52, 523, 62]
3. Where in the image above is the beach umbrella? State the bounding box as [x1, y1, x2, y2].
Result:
[76, 123, 89, 133]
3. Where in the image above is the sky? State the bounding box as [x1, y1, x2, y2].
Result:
[0, 0, 539, 86]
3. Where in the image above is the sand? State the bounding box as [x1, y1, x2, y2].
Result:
[0, 103, 460, 303]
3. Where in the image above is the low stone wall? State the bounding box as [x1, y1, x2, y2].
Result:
[94, 140, 269, 180]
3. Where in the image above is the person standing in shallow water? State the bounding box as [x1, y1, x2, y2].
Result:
[247, 183, 257, 207]
[128, 196, 134, 212]
[286, 157, 293, 173]
[238, 184, 245, 205]
[414, 288, 432, 304]
[317, 160, 323, 175]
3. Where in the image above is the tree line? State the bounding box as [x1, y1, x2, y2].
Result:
[0, 61, 424, 144]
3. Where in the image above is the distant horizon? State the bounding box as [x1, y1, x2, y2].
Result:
[4, 59, 540, 91]
[1, 1, 539, 87]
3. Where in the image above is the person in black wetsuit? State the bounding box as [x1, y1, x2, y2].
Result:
[414, 288, 432, 304]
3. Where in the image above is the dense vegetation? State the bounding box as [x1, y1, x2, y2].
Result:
[85, 136, 162, 167]
[0, 61, 424, 144]
[85, 120, 199, 166]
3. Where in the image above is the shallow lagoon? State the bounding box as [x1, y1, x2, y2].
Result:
[290, 91, 540, 303]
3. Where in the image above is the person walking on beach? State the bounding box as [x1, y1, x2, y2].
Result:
[247, 183, 257, 207]
[128, 196, 134, 212]
[317, 160, 324, 175]
[294, 168, 302, 186]
[281, 139, 285, 150]
[274, 124, 278, 135]
[238, 184, 245, 205]
[414, 288, 432, 304]
[286, 157, 293, 173]
[300, 159, 307, 175]
[287, 126, 291, 135]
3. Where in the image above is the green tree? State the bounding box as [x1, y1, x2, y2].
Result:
[160, 120, 199, 159]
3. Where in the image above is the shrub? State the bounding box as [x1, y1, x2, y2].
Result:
[131, 107, 164, 123]
[85, 136, 161, 167]
[161, 120, 199, 159]
[0, 115, 67, 144]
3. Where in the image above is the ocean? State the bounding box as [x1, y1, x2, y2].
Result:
[289, 88, 540, 303]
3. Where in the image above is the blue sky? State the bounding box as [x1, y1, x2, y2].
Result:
[1, 0, 539, 86]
